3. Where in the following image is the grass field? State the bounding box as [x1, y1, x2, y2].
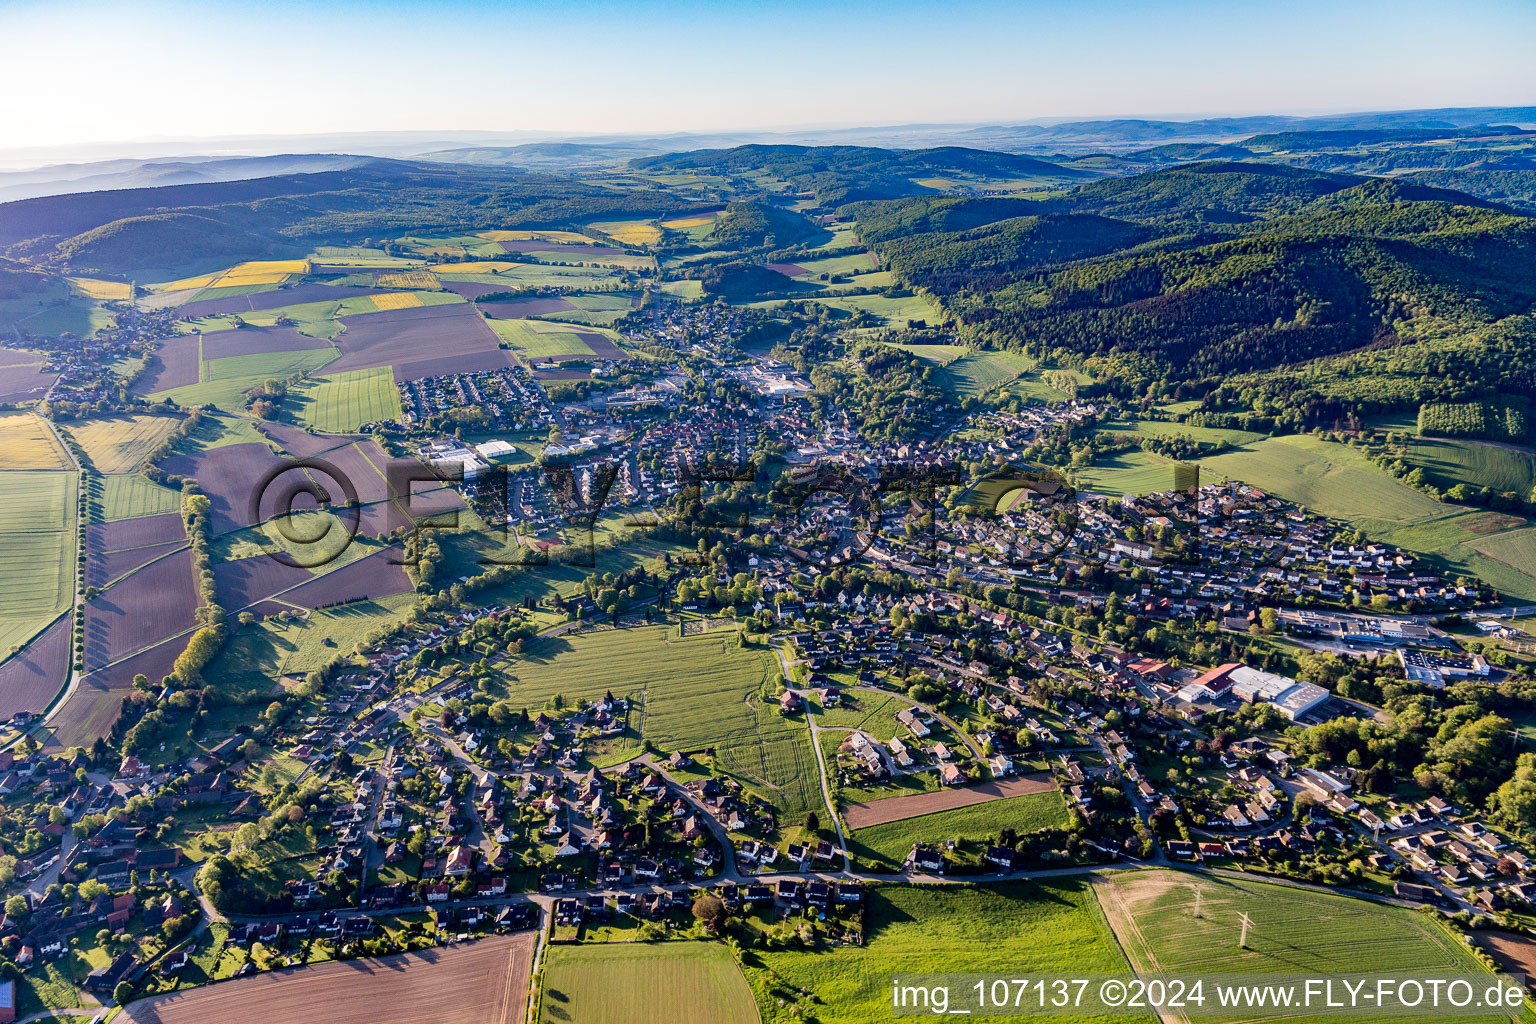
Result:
[487, 318, 598, 360]
[287, 367, 403, 432]
[937, 350, 1038, 398]
[754, 882, 1138, 1024]
[1403, 435, 1536, 496]
[0, 411, 71, 470]
[1074, 449, 1185, 497]
[1201, 435, 1451, 525]
[501, 626, 819, 815]
[846, 789, 1069, 870]
[750, 292, 938, 328]
[208, 591, 416, 695]
[880, 341, 968, 365]
[64, 414, 181, 473]
[156, 347, 339, 409]
[1095, 418, 1267, 448]
[793, 252, 880, 277]
[91, 473, 182, 521]
[539, 942, 757, 1024]
[0, 471, 76, 654]
[1095, 870, 1509, 1020]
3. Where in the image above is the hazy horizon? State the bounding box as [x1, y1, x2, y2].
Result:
[3, 0, 1533, 155]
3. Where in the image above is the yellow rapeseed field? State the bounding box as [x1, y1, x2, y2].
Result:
[590, 220, 663, 246]
[0, 411, 71, 471]
[225, 260, 311, 277]
[371, 292, 424, 311]
[660, 214, 716, 229]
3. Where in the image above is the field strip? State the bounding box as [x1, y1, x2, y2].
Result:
[843, 772, 1058, 828]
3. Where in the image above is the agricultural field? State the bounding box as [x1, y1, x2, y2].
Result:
[371, 291, 424, 311]
[1094, 417, 1267, 449]
[787, 252, 881, 278]
[90, 472, 182, 521]
[120, 933, 535, 1024]
[156, 347, 339, 410]
[0, 275, 111, 338]
[435, 264, 616, 290]
[753, 882, 1138, 1024]
[841, 775, 1060, 829]
[486, 318, 597, 360]
[1095, 870, 1503, 1001]
[486, 318, 626, 362]
[478, 229, 596, 245]
[0, 410, 71, 470]
[937, 350, 1037, 398]
[845, 789, 1069, 870]
[287, 366, 403, 432]
[539, 941, 757, 1024]
[0, 471, 77, 656]
[1201, 434, 1450, 525]
[536, 292, 639, 326]
[751, 292, 938, 328]
[0, 347, 60, 404]
[375, 270, 441, 289]
[879, 341, 968, 365]
[657, 279, 705, 300]
[67, 276, 133, 300]
[1402, 435, 1536, 497]
[64, 413, 181, 473]
[660, 211, 721, 241]
[1074, 448, 1184, 498]
[587, 218, 663, 246]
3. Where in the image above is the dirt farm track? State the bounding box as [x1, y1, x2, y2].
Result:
[842, 773, 1058, 829]
[119, 933, 535, 1024]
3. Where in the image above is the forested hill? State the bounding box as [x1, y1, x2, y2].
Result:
[630, 144, 1093, 205]
[851, 162, 1536, 386]
[0, 159, 698, 275]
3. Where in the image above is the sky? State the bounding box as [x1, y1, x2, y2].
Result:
[2, 0, 1534, 152]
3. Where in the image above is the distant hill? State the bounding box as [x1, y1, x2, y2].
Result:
[0, 160, 697, 276]
[0, 153, 367, 203]
[419, 142, 663, 170]
[631, 144, 1092, 206]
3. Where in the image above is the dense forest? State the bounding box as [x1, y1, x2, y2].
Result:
[831, 163, 1536, 416]
[703, 200, 827, 250]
